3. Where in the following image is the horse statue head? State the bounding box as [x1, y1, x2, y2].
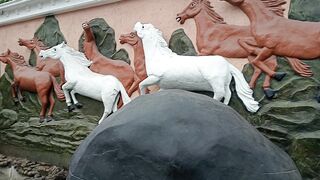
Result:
[39, 42, 92, 67]
[18, 37, 48, 50]
[177, 0, 225, 25]
[0, 49, 28, 66]
[134, 22, 176, 57]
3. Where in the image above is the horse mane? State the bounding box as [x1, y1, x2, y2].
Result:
[8, 52, 29, 66]
[146, 26, 177, 56]
[62, 45, 92, 67]
[260, 0, 286, 17]
[198, 0, 226, 24]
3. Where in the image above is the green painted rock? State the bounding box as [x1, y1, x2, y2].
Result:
[78, 18, 130, 64]
[169, 28, 197, 56]
[29, 15, 66, 66]
[230, 2, 320, 178]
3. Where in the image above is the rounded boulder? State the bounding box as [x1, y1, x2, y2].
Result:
[68, 90, 301, 180]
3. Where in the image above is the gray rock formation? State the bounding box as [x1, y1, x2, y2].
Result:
[68, 90, 301, 180]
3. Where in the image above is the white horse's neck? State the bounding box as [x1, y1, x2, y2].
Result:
[60, 52, 91, 74]
[141, 33, 177, 64]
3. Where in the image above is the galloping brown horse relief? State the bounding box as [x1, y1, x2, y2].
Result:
[82, 22, 140, 105]
[18, 37, 66, 87]
[176, 0, 313, 99]
[221, 0, 320, 102]
[119, 32, 149, 94]
[0, 49, 65, 122]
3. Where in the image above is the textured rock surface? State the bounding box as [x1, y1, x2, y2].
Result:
[229, 2, 320, 179]
[29, 15, 66, 66]
[169, 28, 197, 56]
[78, 18, 130, 64]
[68, 90, 301, 180]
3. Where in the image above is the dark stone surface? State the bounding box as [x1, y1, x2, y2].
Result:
[78, 18, 130, 64]
[68, 90, 301, 180]
[229, 1, 320, 179]
[169, 28, 197, 56]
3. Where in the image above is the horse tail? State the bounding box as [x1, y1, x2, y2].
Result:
[50, 76, 65, 101]
[286, 57, 313, 77]
[229, 64, 260, 113]
[118, 80, 131, 105]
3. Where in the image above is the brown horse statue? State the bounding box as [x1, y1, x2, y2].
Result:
[0, 49, 65, 122]
[176, 0, 313, 98]
[221, 0, 320, 102]
[119, 32, 149, 93]
[18, 37, 66, 87]
[82, 22, 140, 104]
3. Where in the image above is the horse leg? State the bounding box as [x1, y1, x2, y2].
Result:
[46, 91, 55, 122]
[38, 93, 49, 123]
[10, 82, 19, 104]
[209, 79, 225, 103]
[239, 38, 285, 80]
[70, 90, 83, 109]
[128, 74, 141, 96]
[98, 92, 117, 124]
[248, 56, 262, 89]
[253, 47, 286, 81]
[139, 75, 160, 95]
[263, 57, 278, 99]
[223, 76, 233, 105]
[62, 82, 75, 112]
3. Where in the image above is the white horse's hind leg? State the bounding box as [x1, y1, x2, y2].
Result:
[223, 85, 232, 105]
[209, 79, 225, 102]
[139, 75, 160, 95]
[223, 76, 233, 105]
[70, 90, 83, 108]
[62, 82, 76, 112]
[61, 83, 72, 106]
[98, 91, 118, 124]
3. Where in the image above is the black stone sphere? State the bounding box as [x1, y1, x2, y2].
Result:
[68, 90, 301, 180]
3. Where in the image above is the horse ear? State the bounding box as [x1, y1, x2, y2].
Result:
[7, 49, 11, 54]
[60, 42, 66, 47]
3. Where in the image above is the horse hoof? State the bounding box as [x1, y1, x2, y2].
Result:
[68, 105, 75, 112]
[264, 88, 277, 100]
[20, 96, 26, 102]
[13, 98, 19, 105]
[75, 103, 83, 109]
[39, 116, 45, 123]
[46, 115, 54, 122]
[273, 72, 286, 81]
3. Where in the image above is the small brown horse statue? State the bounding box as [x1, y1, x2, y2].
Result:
[82, 22, 140, 104]
[0, 49, 65, 122]
[176, 0, 313, 98]
[18, 37, 66, 87]
[221, 0, 320, 102]
[119, 32, 149, 93]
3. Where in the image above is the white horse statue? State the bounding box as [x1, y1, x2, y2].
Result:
[134, 22, 259, 112]
[39, 42, 131, 124]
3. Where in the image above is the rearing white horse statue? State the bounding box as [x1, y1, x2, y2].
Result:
[39, 42, 131, 124]
[134, 22, 259, 112]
